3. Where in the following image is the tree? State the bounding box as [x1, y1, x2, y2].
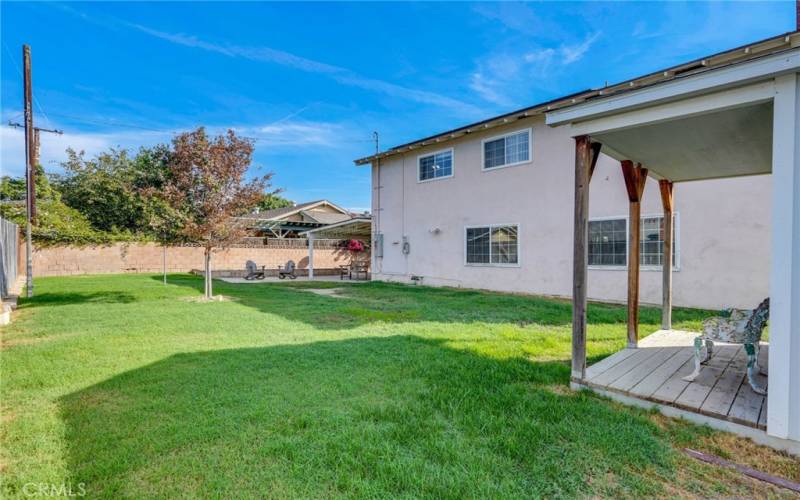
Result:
[0, 166, 113, 246]
[256, 193, 293, 211]
[162, 127, 270, 299]
[53, 145, 172, 237]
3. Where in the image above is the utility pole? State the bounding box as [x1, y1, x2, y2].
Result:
[8, 123, 63, 217]
[22, 44, 34, 298]
[16, 45, 61, 298]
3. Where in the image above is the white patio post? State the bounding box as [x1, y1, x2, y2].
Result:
[308, 233, 315, 280]
[768, 72, 800, 442]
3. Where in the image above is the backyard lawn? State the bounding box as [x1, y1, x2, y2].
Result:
[1, 274, 797, 498]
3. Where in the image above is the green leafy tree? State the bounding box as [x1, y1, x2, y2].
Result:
[53, 145, 172, 237]
[0, 169, 119, 246]
[256, 193, 293, 211]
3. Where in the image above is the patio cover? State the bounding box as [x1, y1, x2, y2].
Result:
[300, 217, 372, 279]
[547, 35, 800, 447]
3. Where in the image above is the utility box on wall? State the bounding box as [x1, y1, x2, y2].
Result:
[373, 233, 384, 258]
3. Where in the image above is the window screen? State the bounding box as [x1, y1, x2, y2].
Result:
[419, 149, 453, 181]
[483, 130, 530, 169]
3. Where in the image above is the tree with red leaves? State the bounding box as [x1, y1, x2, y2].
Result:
[163, 127, 271, 299]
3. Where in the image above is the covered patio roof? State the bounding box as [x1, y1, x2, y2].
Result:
[301, 217, 372, 240]
[548, 35, 800, 452]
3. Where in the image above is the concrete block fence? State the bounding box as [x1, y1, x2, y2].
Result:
[32, 242, 363, 277]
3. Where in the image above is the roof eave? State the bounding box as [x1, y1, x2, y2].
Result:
[354, 30, 800, 166]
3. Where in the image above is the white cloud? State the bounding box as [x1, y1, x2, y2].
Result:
[0, 118, 358, 178]
[129, 23, 480, 116]
[468, 32, 601, 107]
[561, 32, 602, 65]
[0, 126, 172, 177]
[247, 121, 344, 147]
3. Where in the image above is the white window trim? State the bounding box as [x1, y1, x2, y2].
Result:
[587, 212, 681, 272]
[417, 147, 454, 183]
[463, 223, 521, 268]
[480, 127, 533, 171]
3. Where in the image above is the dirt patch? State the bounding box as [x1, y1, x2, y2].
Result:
[179, 295, 238, 303]
[301, 288, 348, 299]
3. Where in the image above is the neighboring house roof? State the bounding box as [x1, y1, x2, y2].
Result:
[241, 199, 350, 222]
[304, 211, 352, 225]
[354, 30, 800, 166]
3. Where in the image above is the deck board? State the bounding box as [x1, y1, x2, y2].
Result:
[590, 347, 664, 386]
[700, 347, 746, 416]
[675, 345, 740, 409]
[610, 347, 682, 392]
[581, 331, 768, 430]
[585, 348, 639, 380]
[630, 348, 695, 398]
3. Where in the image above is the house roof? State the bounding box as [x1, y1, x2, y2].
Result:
[354, 30, 800, 166]
[240, 199, 349, 222]
[300, 216, 372, 239]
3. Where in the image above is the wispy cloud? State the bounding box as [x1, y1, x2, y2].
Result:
[468, 32, 601, 106]
[561, 32, 602, 65]
[128, 24, 480, 116]
[46, 3, 482, 116]
[472, 2, 568, 41]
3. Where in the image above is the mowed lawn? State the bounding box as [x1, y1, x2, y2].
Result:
[1, 274, 798, 498]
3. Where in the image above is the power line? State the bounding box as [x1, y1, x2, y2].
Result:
[43, 111, 170, 133]
[3, 41, 53, 129]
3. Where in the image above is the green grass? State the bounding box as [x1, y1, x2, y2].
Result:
[1, 274, 797, 498]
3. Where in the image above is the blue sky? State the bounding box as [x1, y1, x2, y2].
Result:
[1, 1, 796, 210]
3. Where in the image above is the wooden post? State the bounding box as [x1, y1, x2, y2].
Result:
[308, 233, 315, 280]
[659, 180, 674, 330]
[620, 161, 648, 348]
[572, 136, 597, 381]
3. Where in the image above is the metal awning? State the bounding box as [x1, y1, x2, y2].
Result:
[301, 217, 372, 240]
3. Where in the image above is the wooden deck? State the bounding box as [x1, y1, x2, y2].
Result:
[579, 330, 769, 429]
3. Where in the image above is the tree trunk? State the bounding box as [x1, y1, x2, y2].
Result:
[162, 241, 167, 285]
[204, 248, 213, 299]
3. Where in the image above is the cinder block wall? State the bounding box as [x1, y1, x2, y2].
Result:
[32, 242, 364, 277]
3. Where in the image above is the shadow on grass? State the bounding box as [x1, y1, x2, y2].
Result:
[18, 291, 138, 308]
[152, 274, 711, 332]
[58, 335, 680, 498]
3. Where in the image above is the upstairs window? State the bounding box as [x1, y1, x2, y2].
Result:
[466, 225, 519, 265]
[418, 149, 453, 182]
[483, 128, 531, 170]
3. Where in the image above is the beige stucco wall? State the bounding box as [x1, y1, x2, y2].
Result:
[371, 115, 771, 310]
[33, 242, 356, 277]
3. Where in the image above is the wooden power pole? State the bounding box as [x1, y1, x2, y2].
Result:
[13, 46, 63, 298]
[22, 44, 34, 298]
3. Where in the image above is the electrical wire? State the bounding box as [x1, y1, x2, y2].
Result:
[2, 41, 54, 129]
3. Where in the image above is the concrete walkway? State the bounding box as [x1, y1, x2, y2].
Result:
[219, 276, 365, 284]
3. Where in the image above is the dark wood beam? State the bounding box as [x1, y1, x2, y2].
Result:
[589, 141, 602, 180]
[572, 135, 593, 381]
[620, 160, 648, 348]
[659, 179, 674, 330]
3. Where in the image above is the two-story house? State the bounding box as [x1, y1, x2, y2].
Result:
[352, 35, 797, 311]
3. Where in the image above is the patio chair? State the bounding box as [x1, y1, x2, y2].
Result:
[683, 297, 769, 394]
[278, 260, 297, 280]
[244, 260, 266, 280]
[351, 261, 369, 280]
